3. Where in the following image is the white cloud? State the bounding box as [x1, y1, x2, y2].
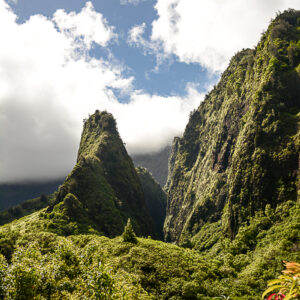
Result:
[116, 87, 204, 154]
[128, 23, 169, 72]
[151, 0, 300, 72]
[128, 23, 158, 55]
[0, 0, 203, 183]
[53, 1, 116, 50]
[128, 23, 146, 44]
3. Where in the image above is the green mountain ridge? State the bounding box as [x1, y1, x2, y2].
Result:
[0, 194, 51, 226]
[0, 180, 62, 211]
[164, 9, 300, 244]
[0, 146, 169, 214]
[0, 123, 168, 238]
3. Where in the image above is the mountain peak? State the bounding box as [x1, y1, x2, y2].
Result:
[85, 110, 118, 134]
[48, 110, 155, 237]
[77, 110, 119, 161]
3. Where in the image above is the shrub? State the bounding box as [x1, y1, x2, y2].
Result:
[122, 219, 138, 243]
[0, 240, 117, 299]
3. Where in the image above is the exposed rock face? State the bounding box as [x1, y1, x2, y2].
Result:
[164, 10, 300, 243]
[165, 137, 180, 192]
[50, 110, 155, 237]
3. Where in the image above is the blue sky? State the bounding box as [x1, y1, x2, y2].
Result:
[11, 0, 216, 99]
[1, 0, 300, 182]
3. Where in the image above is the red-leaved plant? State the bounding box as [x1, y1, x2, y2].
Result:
[265, 293, 285, 300]
[262, 262, 300, 300]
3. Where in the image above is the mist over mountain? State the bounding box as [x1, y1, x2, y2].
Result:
[132, 146, 171, 186]
[0, 147, 171, 212]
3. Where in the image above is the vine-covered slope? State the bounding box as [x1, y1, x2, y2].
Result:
[165, 10, 300, 243]
[47, 110, 155, 237]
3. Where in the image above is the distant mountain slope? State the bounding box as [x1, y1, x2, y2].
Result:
[0, 167, 167, 240]
[132, 146, 171, 186]
[0, 194, 51, 226]
[136, 166, 167, 240]
[0, 180, 62, 211]
[0, 113, 168, 237]
[165, 10, 300, 244]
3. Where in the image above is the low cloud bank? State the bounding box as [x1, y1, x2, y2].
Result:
[0, 1, 203, 183]
[150, 0, 300, 72]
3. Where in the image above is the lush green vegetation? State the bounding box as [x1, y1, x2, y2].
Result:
[122, 218, 138, 243]
[165, 9, 300, 244]
[0, 234, 116, 299]
[0, 199, 298, 299]
[48, 110, 155, 238]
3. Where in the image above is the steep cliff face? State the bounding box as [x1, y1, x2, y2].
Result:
[49, 110, 154, 237]
[165, 137, 180, 191]
[165, 10, 300, 243]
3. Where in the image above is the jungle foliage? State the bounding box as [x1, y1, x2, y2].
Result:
[0, 200, 298, 299]
[47, 110, 155, 238]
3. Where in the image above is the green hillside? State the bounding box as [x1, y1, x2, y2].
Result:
[0, 199, 298, 299]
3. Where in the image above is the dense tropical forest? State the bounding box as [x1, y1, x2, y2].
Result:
[0, 9, 299, 299]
